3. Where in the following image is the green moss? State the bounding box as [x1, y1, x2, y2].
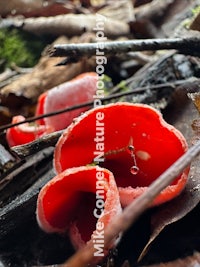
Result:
[0, 28, 47, 68]
[101, 74, 113, 94]
[117, 80, 129, 92]
[192, 5, 200, 15]
[181, 18, 191, 29]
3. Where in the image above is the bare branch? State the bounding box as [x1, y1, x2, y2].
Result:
[11, 130, 63, 158]
[48, 38, 200, 63]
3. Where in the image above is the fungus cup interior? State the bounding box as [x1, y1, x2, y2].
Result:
[54, 103, 189, 206]
[36, 166, 121, 248]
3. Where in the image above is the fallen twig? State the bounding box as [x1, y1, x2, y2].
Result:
[59, 140, 200, 267]
[48, 38, 200, 63]
[11, 131, 63, 158]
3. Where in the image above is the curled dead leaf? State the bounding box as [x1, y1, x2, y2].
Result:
[138, 157, 200, 261]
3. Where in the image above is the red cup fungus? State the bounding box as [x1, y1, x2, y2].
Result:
[35, 72, 98, 131]
[54, 102, 189, 207]
[6, 72, 97, 146]
[36, 166, 122, 253]
[6, 115, 52, 147]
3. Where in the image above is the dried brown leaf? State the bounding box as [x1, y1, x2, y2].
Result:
[0, 0, 43, 17]
[6, 13, 130, 38]
[0, 0, 72, 18]
[138, 159, 200, 261]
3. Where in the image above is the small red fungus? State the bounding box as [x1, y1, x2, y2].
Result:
[36, 166, 122, 251]
[35, 72, 98, 131]
[54, 102, 189, 207]
[6, 72, 97, 146]
[6, 115, 51, 147]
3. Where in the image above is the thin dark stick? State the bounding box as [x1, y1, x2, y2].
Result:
[60, 140, 200, 267]
[11, 131, 63, 158]
[49, 38, 200, 60]
[0, 79, 190, 132]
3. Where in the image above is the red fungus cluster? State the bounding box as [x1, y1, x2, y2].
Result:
[6, 72, 97, 146]
[5, 73, 190, 261]
[36, 102, 189, 258]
